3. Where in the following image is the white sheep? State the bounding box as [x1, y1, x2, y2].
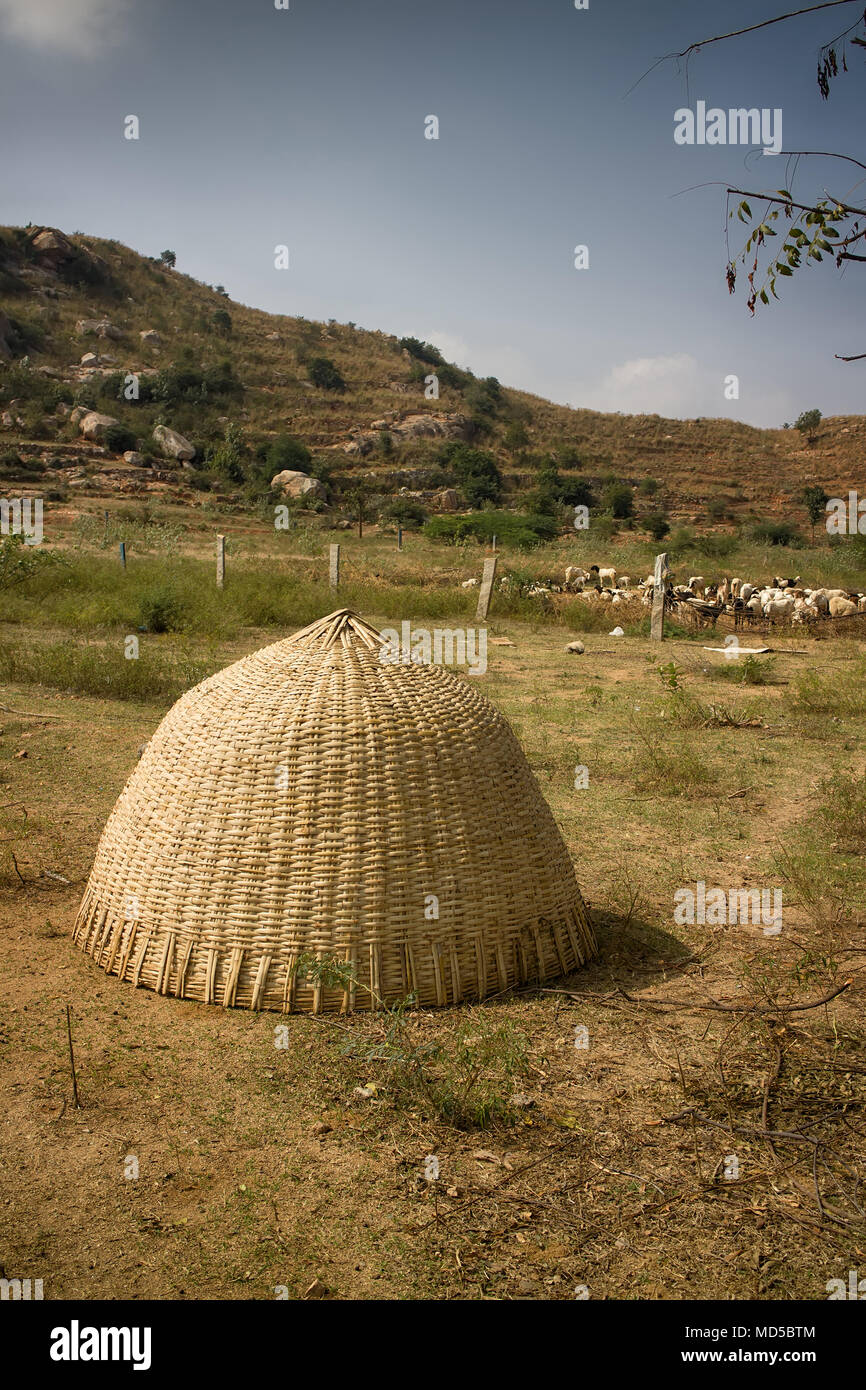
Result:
[829, 596, 858, 617]
[763, 598, 795, 620]
[590, 565, 617, 588]
[564, 566, 588, 589]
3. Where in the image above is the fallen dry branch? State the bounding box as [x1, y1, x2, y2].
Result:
[0, 702, 64, 719]
[612, 980, 852, 1016]
[660, 1106, 865, 1229]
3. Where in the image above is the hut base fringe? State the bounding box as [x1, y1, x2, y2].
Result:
[72, 890, 597, 1014]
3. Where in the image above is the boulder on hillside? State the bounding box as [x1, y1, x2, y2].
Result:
[343, 433, 376, 457]
[391, 411, 469, 440]
[29, 227, 75, 259]
[75, 317, 123, 341]
[270, 470, 326, 500]
[79, 411, 120, 441]
[139, 329, 161, 345]
[153, 424, 196, 462]
[123, 451, 147, 466]
[80, 352, 99, 367]
[435, 488, 460, 512]
[70, 406, 92, 426]
[27, 227, 109, 282]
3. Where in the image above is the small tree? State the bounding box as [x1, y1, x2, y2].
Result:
[503, 421, 529, 455]
[439, 443, 501, 507]
[212, 308, 232, 338]
[794, 408, 822, 445]
[645, 512, 670, 542]
[207, 423, 246, 485]
[159, 249, 176, 269]
[602, 481, 634, 519]
[347, 481, 372, 538]
[803, 484, 830, 542]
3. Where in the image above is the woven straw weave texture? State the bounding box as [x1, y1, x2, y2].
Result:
[73, 609, 596, 1012]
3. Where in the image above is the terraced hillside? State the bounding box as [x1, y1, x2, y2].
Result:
[0, 223, 863, 530]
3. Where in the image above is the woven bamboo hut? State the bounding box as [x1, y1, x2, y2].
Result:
[73, 609, 596, 1012]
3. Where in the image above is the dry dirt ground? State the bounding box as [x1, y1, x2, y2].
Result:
[1, 622, 864, 1301]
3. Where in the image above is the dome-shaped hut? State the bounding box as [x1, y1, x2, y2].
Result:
[73, 609, 596, 1012]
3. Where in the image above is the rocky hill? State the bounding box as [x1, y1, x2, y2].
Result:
[0, 223, 862, 530]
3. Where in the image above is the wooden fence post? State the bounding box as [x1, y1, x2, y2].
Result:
[476, 556, 498, 622]
[397, 524, 403, 552]
[650, 551, 668, 641]
[119, 541, 126, 570]
[329, 543, 340, 590]
[216, 534, 226, 589]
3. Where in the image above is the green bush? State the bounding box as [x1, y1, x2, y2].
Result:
[694, 533, 737, 558]
[602, 482, 634, 518]
[378, 499, 428, 528]
[645, 512, 670, 541]
[750, 520, 801, 546]
[438, 442, 501, 506]
[0, 534, 66, 591]
[138, 586, 185, 633]
[307, 356, 346, 391]
[399, 336, 443, 365]
[262, 434, 312, 475]
[423, 511, 556, 549]
[103, 423, 138, 454]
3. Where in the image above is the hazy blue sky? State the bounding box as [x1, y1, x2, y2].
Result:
[1, 0, 864, 425]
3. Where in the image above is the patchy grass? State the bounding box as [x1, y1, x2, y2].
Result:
[1, 550, 865, 1301]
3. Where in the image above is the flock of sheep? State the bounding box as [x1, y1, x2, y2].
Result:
[460, 565, 866, 627]
[561, 567, 866, 624]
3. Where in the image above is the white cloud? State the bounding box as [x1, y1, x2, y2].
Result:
[582, 353, 711, 417]
[422, 330, 470, 369]
[574, 352, 793, 426]
[0, 0, 130, 55]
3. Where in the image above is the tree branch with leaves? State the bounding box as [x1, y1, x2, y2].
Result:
[659, 2, 866, 360]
